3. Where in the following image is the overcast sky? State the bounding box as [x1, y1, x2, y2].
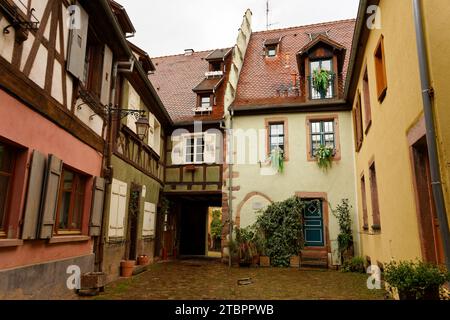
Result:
[118, 0, 360, 57]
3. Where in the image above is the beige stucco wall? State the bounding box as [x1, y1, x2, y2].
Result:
[231, 111, 359, 255]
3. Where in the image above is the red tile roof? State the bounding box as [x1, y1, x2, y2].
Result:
[233, 19, 356, 108]
[149, 50, 230, 124]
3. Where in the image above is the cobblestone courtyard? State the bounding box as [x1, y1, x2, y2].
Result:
[92, 259, 386, 300]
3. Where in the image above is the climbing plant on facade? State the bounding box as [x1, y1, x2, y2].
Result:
[255, 196, 307, 267]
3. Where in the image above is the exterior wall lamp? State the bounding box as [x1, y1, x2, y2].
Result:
[105, 105, 149, 141]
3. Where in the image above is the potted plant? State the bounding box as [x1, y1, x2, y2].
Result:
[312, 69, 331, 99]
[332, 199, 354, 264]
[290, 255, 300, 268]
[120, 260, 136, 278]
[384, 260, 450, 300]
[315, 144, 334, 171]
[137, 254, 150, 266]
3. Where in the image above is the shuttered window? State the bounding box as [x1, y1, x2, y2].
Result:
[353, 92, 364, 152]
[360, 174, 369, 230]
[369, 162, 381, 230]
[108, 179, 127, 238]
[22, 150, 46, 240]
[89, 177, 105, 236]
[374, 35, 387, 102]
[363, 68, 372, 132]
[142, 202, 156, 237]
[67, 3, 89, 80]
[0, 142, 16, 235]
[55, 168, 86, 233]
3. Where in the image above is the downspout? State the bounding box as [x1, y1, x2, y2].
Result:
[97, 59, 134, 272]
[228, 107, 234, 268]
[413, 0, 450, 270]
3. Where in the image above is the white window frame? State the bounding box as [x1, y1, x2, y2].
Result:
[181, 133, 217, 165]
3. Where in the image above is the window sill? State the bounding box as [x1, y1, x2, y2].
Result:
[48, 235, 90, 244]
[0, 239, 24, 247]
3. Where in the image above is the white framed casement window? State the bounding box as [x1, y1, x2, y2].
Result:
[172, 132, 217, 165]
[108, 179, 127, 238]
[181, 133, 217, 164]
[142, 202, 156, 237]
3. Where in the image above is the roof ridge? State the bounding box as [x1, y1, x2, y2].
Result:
[252, 18, 356, 35]
[151, 47, 233, 60]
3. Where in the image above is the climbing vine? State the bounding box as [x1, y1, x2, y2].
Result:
[255, 196, 307, 267]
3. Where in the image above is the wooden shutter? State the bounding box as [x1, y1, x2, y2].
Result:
[67, 2, 89, 80]
[354, 94, 364, 151]
[204, 133, 217, 164]
[100, 45, 113, 106]
[171, 135, 184, 165]
[22, 150, 46, 240]
[89, 177, 105, 236]
[142, 202, 156, 237]
[108, 179, 127, 238]
[39, 155, 63, 239]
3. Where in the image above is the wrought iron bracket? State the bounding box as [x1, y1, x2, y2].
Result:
[105, 105, 146, 120]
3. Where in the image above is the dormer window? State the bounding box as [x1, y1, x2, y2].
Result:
[210, 61, 223, 72]
[200, 94, 212, 108]
[266, 45, 277, 57]
[264, 38, 281, 58]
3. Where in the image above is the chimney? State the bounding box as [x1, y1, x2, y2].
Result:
[184, 49, 194, 56]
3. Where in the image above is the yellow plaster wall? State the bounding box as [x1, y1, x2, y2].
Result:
[352, 0, 429, 264]
[422, 0, 450, 224]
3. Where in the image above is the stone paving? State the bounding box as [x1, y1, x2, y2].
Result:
[92, 259, 387, 300]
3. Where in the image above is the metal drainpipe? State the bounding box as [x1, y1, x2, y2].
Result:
[413, 0, 450, 270]
[228, 107, 234, 268]
[97, 60, 134, 272]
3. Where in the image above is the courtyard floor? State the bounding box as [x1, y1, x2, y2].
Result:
[92, 259, 387, 300]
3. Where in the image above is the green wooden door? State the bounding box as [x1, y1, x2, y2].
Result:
[304, 200, 325, 247]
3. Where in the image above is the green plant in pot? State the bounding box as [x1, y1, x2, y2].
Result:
[384, 260, 450, 300]
[315, 144, 334, 171]
[331, 199, 354, 263]
[312, 69, 331, 99]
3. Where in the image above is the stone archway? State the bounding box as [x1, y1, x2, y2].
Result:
[235, 191, 273, 228]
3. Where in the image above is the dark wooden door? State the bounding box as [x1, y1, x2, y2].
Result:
[412, 137, 445, 264]
[126, 186, 140, 261]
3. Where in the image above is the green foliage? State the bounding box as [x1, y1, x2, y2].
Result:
[255, 197, 306, 267]
[235, 226, 258, 265]
[384, 260, 450, 299]
[312, 69, 331, 96]
[315, 144, 334, 171]
[341, 257, 366, 273]
[332, 199, 353, 253]
[160, 197, 170, 216]
[210, 209, 222, 240]
[270, 147, 284, 173]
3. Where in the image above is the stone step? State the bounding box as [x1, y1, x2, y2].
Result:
[300, 250, 328, 259]
[300, 259, 328, 269]
[132, 264, 149, 276]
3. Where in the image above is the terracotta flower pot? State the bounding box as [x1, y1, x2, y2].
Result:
[260, 256, 271, 267]
[137, 255, 150, 266]
[290, 255, 300, 268]
[120, 260, 135, 278]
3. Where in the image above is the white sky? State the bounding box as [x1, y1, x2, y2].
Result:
[117, 0, 360, 57]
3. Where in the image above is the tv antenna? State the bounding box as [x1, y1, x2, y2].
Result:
[266, 0, 279, 30]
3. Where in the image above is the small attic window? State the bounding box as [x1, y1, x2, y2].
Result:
[210, 61, 223, 72]
[266, 45, 277, 57]
[264, 38, 281, 58]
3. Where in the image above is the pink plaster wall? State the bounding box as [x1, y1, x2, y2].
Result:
[0, 90, 102, 270]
